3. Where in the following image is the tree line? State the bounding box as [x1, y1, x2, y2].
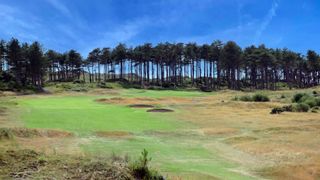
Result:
[1, 38, 320, 91]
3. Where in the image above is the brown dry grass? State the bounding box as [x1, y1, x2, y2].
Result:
[95, 131, 133, 139]
[201, 128, 239, 136]
[173, 90, 320, 179]
[96, 97, 193, 106]
[2, 88, 320, 179]
[94, 89, 320, 179]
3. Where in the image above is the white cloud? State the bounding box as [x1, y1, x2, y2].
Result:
[254, 1, 279, 44]
[45, 0, 72, 18]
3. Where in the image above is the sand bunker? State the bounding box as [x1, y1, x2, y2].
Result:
[147, 108, 174, 113]
[128, 104, 155, 108]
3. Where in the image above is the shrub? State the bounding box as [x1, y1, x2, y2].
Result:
[315, 98, 320, 106]
[0, 128, 14, 140]
[291, 93, 319, 108]
[311, 107, 319, 113]
[73, 79, 85, 84]
[280, 94, 286, 99]
[130, 149, 164, 180]
[293, 103, 310, 112]
[270, 107, 284, 114]
[252, 94, 270, 102]
[57, 83, 72, 90]
[303, 98, 317, 108]
[233, 96, 239, 101]
[292, 93, 308, 103]
[200, 86, 213, 92]
[282, 105, 294, 112]
[97, 82, 112, 89]
[70, 87, 88, 92]
[239, 95, 252, 102]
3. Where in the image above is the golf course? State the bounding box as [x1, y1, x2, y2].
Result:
[1, 85, 320, 179]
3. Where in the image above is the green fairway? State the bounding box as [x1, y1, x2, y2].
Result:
[15, 90, 254, 179]
[18, 96, 186, 135]
[82, 136, 253, 180]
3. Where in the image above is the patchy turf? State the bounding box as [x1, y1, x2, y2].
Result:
[0, 149, 141, 180]
[2, 87, 320, 179]
[0, 127, 73, 139]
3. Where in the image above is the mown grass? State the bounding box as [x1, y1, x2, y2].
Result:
[17, 96, 187, 136]
[12, 90, 253, 179]
[82, 136, 253, 180]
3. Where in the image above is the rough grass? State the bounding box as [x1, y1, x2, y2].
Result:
[2, 87, 320, 179]
[11, 91, 253, 179]
[0, 149, 160, 179]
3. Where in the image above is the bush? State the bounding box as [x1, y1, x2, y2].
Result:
[270, 107, 284, 114]
[200, 86, 213, 92]
[130, 149, 164, 180]
[239, 95, 252, 102]
[293, 103, 310, 112]
[57, 83, 72, 90]
[97, 82, 113, 89]
[280, 94, 286, 99]
[233, 96, 239, 101]
[70, 87, 88, 92]
[252, 94, 270, 102]
[282, 105, 294, 112]
[292, 93, 308, 103]
[311, 107, 319, 113]
[315, 98, 320, 106]
[73, 79, 85, 84]
[291, 93, 320, 108]
[0, 128, 14, 140]
[303, 98, 317, 108]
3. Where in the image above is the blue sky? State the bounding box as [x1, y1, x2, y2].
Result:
[0, 0, 319, 55]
